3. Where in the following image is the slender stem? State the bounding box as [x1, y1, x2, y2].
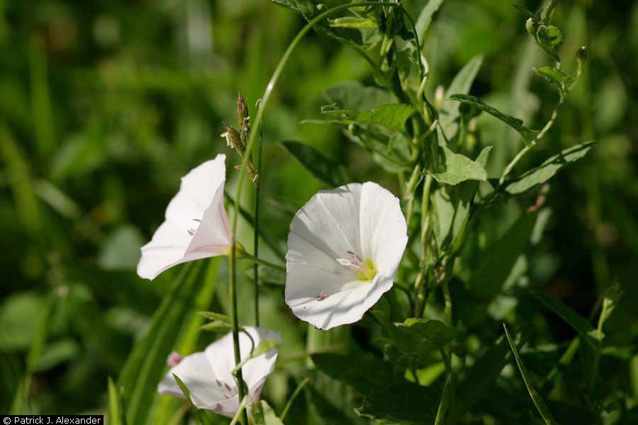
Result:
[241, 252, 286, 273]
[253, 137, 262, 327]
[280, 377, 311, 421]
[499, 144, 532, 184]
[229, 241, 248, 425]
[420, 175, 433, 255]
[228, 7, 401, 421]
[499, 97, 564, 185]
[229, 396, 251, 425]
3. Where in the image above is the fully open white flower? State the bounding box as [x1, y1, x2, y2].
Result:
[137, 154, 231, 280]
[285, 182, 408, 330]
[158, 326, 280, 417]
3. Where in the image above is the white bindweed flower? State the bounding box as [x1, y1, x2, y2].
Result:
[158, 327, 280, 418]
[285, 182, 408, 330]
[137, 154, 231, 280]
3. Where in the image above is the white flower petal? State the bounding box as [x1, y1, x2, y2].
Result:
[157, 352, 226, 407]
[137, 154, 230, 280]
[359, 182, 408, 274]
[157, 326, 280, 418]
[288, 183, 362, 260]
[285, 182, 408, 330]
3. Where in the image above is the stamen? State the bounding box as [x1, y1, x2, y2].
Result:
[316, 291, 327, 301]
[336, 251, 377, 281]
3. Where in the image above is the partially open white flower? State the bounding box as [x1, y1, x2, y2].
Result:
[158, 327, 280, 418]
[285, 182, 408, 330]
[137, 154, 231, 280]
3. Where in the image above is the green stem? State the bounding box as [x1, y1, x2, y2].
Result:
[228, 7, 402, 421]
[229, 241, 248, 425]
[280, 377, 311, 421]
[253, 137, 262, 327]
[241, 252, 286, 273]
[499, 96, 564, 185]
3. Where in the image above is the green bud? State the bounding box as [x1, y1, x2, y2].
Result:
[576, 46, 587, 79]
[525, 18, 536, 36]
[576, 45, 588, 62]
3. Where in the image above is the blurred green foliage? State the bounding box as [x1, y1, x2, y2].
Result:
[1, 0, 637, 423]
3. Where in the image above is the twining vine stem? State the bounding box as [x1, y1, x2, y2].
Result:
[227, 3, 403, 422]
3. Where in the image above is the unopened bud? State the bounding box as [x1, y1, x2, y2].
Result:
[576, 46, 587, 78]
[167, 351, 183, 367]
[576, 46, 587, 62]
[468, 118, 478, 133]
[525, 18, 536, 36]
[434, 85, 445, 108]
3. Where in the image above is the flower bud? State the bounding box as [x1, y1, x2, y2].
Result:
[434, 85, 445, 108]
[525, 18, 536, 36]
[576, 46, 587, 78]
[576, 46, 587, 62]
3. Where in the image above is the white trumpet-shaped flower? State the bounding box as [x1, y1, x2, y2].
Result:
[158, 327, 280, 418]
[137, 154, 231, 280]
[285, 182, 408, 330]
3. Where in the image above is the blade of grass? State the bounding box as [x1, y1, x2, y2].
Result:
[108, 377, 128, 425]
[528, 287, 597, 346]
[503, 324, 556, 425]
[10, 292, 54, 414]
[119, 262, 204, 425]
[152, 259, 220, 424]
[434, 373, 453, 425]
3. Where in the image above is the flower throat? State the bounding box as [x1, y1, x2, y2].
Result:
[337, 251, 377, 281]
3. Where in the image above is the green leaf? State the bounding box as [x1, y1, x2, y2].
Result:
[434, 374, 452, 425]
[172, 374, 194, 405]
[505, 142, 596, 194]
[200, 320, 234, 333]
[534, 66, 575, 95]
[468, 211, 538, 299]
[440, 55, 483, 138]
[450, 94, 539, 143]
[429, 145, 488, 185]
[0, 293, 46, 350]
[321, 103, 415, 132]
[119, 262, 205, 425]
[389, 319, 456, 368]
[546, 25, 563, 46]
[503, 324, 556, 425]
[312, 353, 440, 423]
[198, 311, 230, 322]
[280, 141, 352, 188]
[344, 123, 412, 172]
[528, 287, 597, 343]
[108, 377, 127, 425]
[432, 146, 492, 251]
[328, 17, 377, 29]
[415, 0, 445, 40]
[253, 400, 285, 425]
[351, 104, 416, 132]
[324, 82, 397, 111]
